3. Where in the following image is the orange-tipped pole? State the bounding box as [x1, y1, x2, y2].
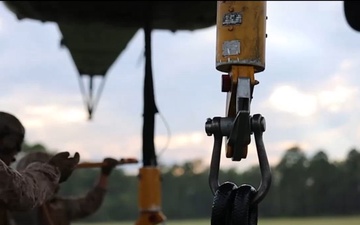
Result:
[76, 158, 138, 169]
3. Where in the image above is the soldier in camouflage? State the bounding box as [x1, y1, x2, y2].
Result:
[11, 151, 119, 225]
[0, 111, 80, 225]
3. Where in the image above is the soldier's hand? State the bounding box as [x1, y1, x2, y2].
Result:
[101, 158, 118, 176]
[48, 152, 80, 183]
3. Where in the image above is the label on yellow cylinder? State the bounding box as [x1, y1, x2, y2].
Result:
[223, 12, 242, 25]
[216, 1, 267, 73]
[222, 40, 240, 56]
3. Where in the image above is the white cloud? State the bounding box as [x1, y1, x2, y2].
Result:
[266, 82, 359, 117]
[268, 85, 318, 117]
[318, 86, 358, 113]
[155, 131, 212, 164]
[0, 86, 86, 125]
[156, 131, 205, 150]
[339, 59, 354, 71]
[22, 105, 86, 128]
[0, 16, 3, 34]
[316, 62, 360, 113]
[267, 27, 315, 54]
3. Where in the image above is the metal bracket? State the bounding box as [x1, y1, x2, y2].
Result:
[205, 114, 272, 205]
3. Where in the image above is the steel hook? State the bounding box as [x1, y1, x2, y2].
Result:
[206, 114, 272, 205]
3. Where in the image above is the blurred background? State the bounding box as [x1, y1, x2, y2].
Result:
[1, 1, 360, 225]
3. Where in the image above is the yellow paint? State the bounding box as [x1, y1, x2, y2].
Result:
[216, 1, 267, 73]
[225, 66, 255, 117]
[135, 167, 166, 225]
[215, 1, 267, 159]
[225, 65, 254, 159]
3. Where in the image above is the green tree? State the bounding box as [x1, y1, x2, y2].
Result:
[306, 150, 339, 215]
[22, 141, 53, 153]
[275, 146, 308, 216]
[339, 148, 360, 214]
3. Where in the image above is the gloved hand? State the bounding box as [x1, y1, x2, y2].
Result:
[101, 158, 119, 176]
[48, 152, 80, 183]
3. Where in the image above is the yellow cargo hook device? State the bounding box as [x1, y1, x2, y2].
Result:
[205, 0, 271, 205]
[208, 1, 267, 161]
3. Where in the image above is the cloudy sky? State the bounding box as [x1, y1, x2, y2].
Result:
[1, 1, 359, 173]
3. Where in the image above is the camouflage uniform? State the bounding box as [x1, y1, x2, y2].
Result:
[11, 152, 106, 225]
[11, 186, 106, 225]
[0, 159, 60, 225]
[0, 112, 78, 225]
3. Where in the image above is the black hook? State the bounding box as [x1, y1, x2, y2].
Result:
[206, 114, 272, 205]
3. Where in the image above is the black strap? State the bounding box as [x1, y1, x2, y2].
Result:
[142, 19, 159, 167]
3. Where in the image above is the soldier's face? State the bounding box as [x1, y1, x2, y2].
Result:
[0, 151, 17, 166]
[0, 134, 22, 165]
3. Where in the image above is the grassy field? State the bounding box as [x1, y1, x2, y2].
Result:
[75, 216, 360, 225]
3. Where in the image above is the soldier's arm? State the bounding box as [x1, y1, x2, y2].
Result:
[0, 159, 60, 211]
[65, 158, 116, 220]
[64, 184, 107, 220]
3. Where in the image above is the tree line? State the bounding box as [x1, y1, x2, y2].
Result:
[20, 143, 360, 222]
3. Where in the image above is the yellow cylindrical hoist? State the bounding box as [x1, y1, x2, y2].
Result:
[215, 1, 267, 160]
[135, 167, 166, 225]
